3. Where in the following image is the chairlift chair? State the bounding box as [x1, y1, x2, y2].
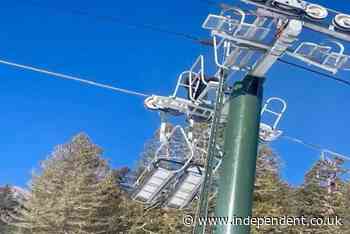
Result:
[172, 55, 219, 106]
[172, 66, 203, 104]
[144, 93, 230, 124]
[132, 126, 194, 204]
[202, 7, 272, 71]
[259, 97, 287, 143]
[318, 161, 337, 179]
[203, 7, 271, 42]
[144, 95, 214, 121]
[166, 148, 223, 209]
[144, 55, 222, 122]
[288, 41, 350, 74]
[165, 130, 222, 209]
[166, 165, 204, 209]
[316, 150, 348, 193]
[317, 161, 338, 193]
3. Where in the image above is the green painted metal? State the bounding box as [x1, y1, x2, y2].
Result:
[213, 75, 264, 234]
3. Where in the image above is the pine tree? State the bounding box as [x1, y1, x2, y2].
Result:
[339, 181, 350, 233]
[127, 121, 350, 234]
[12, 133, 143, 234]
[295, 159, 347, 234]
[0, 186, 18, 234]
[251, 145, 295, 234]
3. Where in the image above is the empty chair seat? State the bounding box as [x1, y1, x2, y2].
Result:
[132, 126, 195, 205]
[259, 123, 283, 143]
[166, 166, 204, 209]
[133, 167, 174, 203]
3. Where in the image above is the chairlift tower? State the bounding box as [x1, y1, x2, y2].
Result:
[137, 1, 349, 233]
[317, 150, 350, 194]
[195, 1, 350, 234]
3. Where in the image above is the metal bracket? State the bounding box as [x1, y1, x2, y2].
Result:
[243, 0, 350, 42]
[144, 95, 214, 121]
[251, 19, 302, 76]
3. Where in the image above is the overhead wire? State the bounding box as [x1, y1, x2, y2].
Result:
[15, 0, 350, 87]
[200, 0, 350, 87]
[17, 0, 210, 45]
[5, 0, 350, 159]
[281, 135, 350, 161]
[2, 55, 349, 161]
[0, 59, 149, 98]
[198, 1, 350, 86]
[277, 58, 350, 86]
[281, 135, 322, 152]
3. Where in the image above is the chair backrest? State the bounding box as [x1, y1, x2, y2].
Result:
[172, 55, 211, 103]
[260, 97, 287, 130]
[154, 125, 194, 173]
[290, 41, 350, 74]
[259, 97, 287, 143]
[202, 9, 271, 71]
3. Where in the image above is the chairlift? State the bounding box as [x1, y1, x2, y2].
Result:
[172, 55, 219, 106]
[317, 152, 338, 193]
[132, 126, 194, 204]
[288, 41, 350, 74]
[259, 97, 287, 143]
[166, 146, 223, 209]
[316, 150, 350, 193]
[211, 35, 264, 71]
[165, 129, 222, 209]
[319, 150, 348, 169]
[166, 165, 204, 209]
[244, 0, 350, 43]
[144, 56, 223, 122]
[144, 95, 214, 121]
[202, 7, 271, 42]
[202, 7, 272, 71]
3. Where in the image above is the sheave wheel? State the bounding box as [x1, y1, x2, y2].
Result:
[305, 4, 328, 20]
[333, 14, 350, 31]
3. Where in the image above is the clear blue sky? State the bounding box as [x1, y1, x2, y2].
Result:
[0, 0, 349, 188]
